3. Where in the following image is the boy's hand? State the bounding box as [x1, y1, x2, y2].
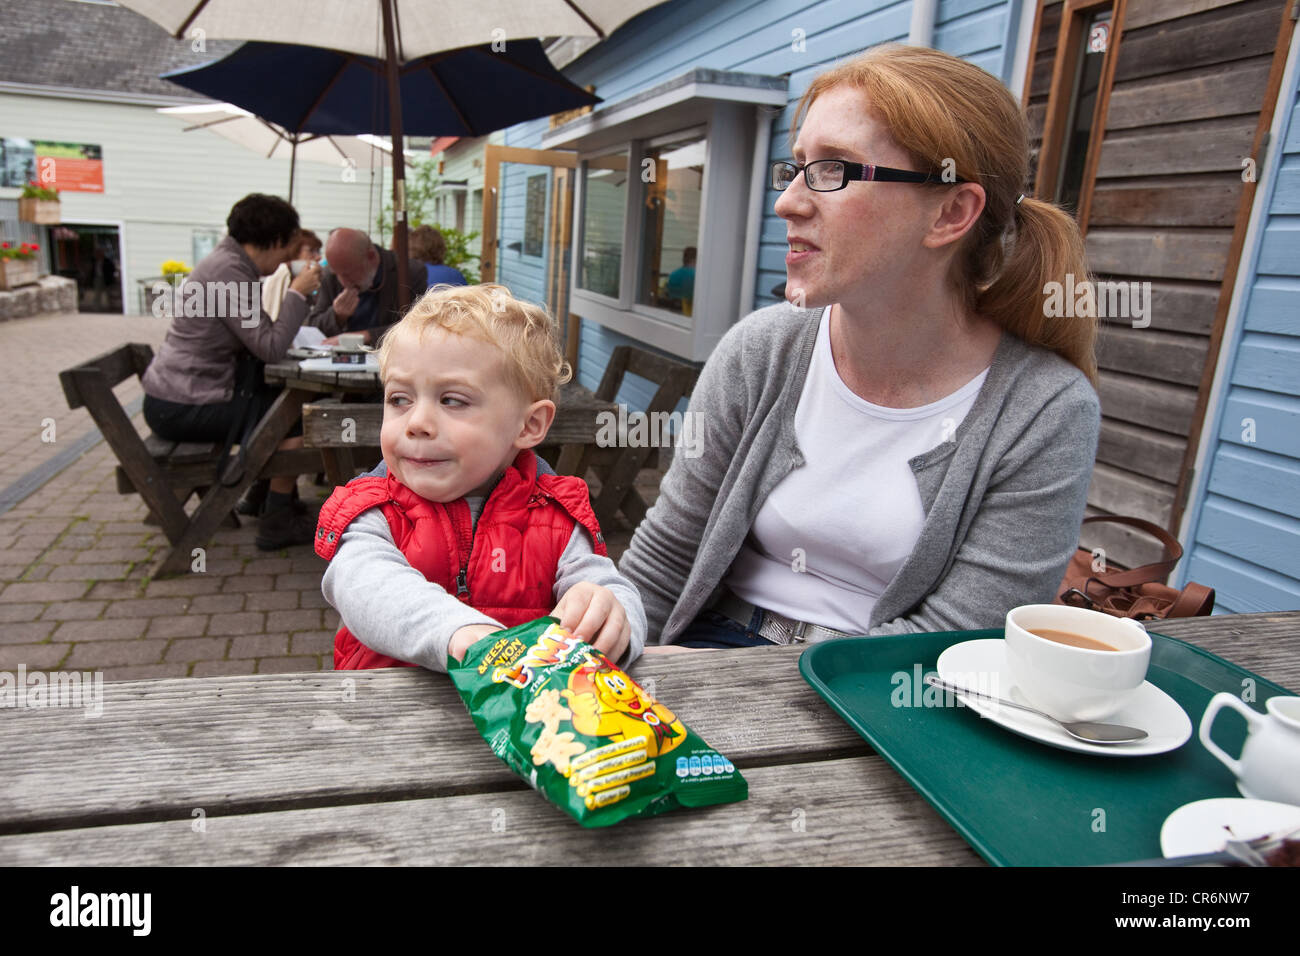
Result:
[449, 624, 501, 663]
[551, 583, 630, 663]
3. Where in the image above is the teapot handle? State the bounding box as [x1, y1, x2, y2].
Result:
[1198, 692, 1262, 778]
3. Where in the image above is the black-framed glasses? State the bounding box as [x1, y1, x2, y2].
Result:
[771, 159, 966, 192]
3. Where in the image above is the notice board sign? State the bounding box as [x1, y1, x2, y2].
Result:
[0, 138, 105, 192]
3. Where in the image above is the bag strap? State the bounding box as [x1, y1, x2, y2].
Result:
[1080, 515, 1182, 587]
[1165, 581, 1215, 618]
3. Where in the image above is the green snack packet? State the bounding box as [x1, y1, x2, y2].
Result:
[449, 616, 747, 827]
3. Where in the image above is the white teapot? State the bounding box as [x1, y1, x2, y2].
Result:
[1199, 694, 1300, 806]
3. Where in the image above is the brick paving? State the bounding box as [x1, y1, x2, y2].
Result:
[0, 310, 661, 683]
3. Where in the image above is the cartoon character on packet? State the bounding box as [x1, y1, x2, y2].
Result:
[561, 658, 687, 757]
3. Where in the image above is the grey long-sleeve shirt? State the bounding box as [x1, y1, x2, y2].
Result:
[321, 493, 647, 673]
[617, 301, 1101, 645]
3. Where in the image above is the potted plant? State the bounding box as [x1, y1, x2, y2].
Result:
[18, 182, 60, 224]
[0, 241, 41, 290]
[140, 259, 190, 315]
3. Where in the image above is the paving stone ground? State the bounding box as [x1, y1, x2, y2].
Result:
[0, 311, 663, 683]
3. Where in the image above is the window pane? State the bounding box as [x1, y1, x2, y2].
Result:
[524, 173, 546, 257]
[638, 132, 704, 315]
[1056, 8, 1112, 215]
[579, 152, 628, 298]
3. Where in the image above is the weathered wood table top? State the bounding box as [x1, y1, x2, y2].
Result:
[264, 358, 383, 394]
[1, 613, 1295, 865]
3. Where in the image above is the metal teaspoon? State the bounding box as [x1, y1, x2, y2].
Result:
[925, 674, 1149, 743]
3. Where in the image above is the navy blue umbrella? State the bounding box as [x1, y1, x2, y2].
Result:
[162, 39, 600, 138]
[162, 36, 598, 302]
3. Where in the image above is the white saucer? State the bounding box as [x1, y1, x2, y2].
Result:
[934, 639, 1192, 757]
[1161, 798, 1300, 858]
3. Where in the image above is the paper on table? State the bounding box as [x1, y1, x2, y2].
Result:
[297, 355, 379, 372]
[293, 326, 328, 348]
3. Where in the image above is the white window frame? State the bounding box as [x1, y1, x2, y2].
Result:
[546, 70, 787, 362]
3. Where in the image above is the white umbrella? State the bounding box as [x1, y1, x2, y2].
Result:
[118, 1, 664, 59]
[157, 103, 416, 202]
[121, 0, 671, 302]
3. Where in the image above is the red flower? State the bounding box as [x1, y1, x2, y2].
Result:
[30, 243, 39, 250]
[1, 242, 8, 249]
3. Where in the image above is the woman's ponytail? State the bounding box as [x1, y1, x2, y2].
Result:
[977, 197, 1098, 385]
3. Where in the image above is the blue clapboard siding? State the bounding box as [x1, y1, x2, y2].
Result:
[1179, 57, 1300, 613]
[935, 0, 1019, 81]
[493, 0, 1021, 395]
[1218, 388, 1300, 459]
[1185, 548, 1300, 615]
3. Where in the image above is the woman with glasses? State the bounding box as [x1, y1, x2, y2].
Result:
[621, 44, 1100, 650]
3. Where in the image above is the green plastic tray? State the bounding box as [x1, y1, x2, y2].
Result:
[799, 628, 1294, 866]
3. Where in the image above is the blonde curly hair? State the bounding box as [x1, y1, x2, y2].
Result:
[378, 284, 572, 402]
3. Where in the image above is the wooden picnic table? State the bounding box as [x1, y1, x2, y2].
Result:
[1, 613, 1295, 865]
[265, 357, 622, 498]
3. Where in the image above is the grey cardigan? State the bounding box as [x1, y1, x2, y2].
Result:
[142, 235, 307, 405]
[617, 302, 1101, 645]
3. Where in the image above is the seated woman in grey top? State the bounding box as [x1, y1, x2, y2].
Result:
[619, 45, 1101, 650]
[141, 193, 323, 550]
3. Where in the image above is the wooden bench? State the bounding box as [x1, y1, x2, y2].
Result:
[60, 343, 322, 576]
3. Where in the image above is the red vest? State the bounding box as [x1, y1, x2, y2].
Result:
[315, 449, 606, 670]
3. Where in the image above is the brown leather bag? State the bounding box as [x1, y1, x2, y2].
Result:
[1055, 515, 1215, 620]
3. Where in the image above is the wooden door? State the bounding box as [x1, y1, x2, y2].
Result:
[481, 145, 581, 364]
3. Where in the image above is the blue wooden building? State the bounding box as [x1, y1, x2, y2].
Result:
[1177, 37, 1300, 613]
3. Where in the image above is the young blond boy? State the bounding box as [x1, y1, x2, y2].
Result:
[316, 284, 646, 670]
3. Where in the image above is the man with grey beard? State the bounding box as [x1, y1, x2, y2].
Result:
[308, 227, 427, 346]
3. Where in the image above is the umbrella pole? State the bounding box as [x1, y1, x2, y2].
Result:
[381, 0, 410, 310]
[289, 138, 297, 205]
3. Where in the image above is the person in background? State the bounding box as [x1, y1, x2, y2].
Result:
[410, 224, 468, 288]
[141, 193, 323, 550]
[308, 227, 427, 345]
[664, 245, 696, 315]
[261, 229, 322, 321]
[89, 245, 117, 311]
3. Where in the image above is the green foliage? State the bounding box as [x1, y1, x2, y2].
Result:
[431, 226, 481, 285]
[374, 155, 441, 242]
[20, 182, 58, 201]
[375, 154, 481, 284]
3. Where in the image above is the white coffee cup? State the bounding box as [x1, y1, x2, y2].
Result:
[1199, 694, 1300, 806]
[1004, 604, 1152, 722]
[338, 333, 366, 350]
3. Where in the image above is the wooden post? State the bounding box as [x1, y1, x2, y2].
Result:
[381, 0, 410, 309]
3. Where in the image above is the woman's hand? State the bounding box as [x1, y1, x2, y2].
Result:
[551, 582, 631, 663]
[290, 261, 322, 297]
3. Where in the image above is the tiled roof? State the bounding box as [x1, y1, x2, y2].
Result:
[0, 0, 240, 98]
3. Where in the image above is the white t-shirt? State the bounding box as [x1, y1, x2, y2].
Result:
[723, 307, 988, 634]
